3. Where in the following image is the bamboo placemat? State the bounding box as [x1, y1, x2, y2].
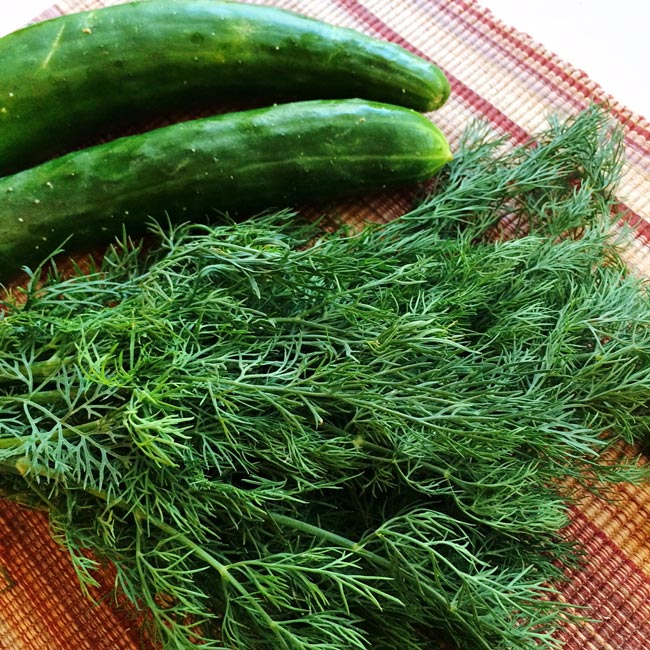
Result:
[1, 1, 650, 648]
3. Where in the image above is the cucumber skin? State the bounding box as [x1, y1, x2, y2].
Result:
[0, 0, 450, 176]
[0, 99, 452, 282]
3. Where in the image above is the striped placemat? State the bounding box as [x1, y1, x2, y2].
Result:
[1, 1, 650, 649]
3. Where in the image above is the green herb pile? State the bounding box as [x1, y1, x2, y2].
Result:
[1, 107, 649, 650]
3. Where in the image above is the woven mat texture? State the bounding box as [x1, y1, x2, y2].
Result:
[2, 1, 650, 649]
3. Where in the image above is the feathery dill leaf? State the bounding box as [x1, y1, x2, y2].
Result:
[1, 106, 649, 649]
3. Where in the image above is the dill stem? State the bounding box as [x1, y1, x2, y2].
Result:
[0, 388, 80, 407]
[268, 512, 385, 565]
[0, 357, 66, 385]
[0, 419, 104, 449]
[138, 512, 297, 649]
[0, 484, 48, 510]
[58, 483, 314, 649]
[267, 511, 493, 650]
[64, 479, 491, 648]
[358, 439, 525, 489]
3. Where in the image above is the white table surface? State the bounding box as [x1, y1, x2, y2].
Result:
[1, 0, 649, 121]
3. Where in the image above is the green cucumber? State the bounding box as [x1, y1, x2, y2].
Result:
[0, 99, 452, 283]
[0, 0, 450, 176]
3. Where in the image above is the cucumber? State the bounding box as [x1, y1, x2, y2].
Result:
[0, 99, 452, 283]
[0, 0, 450, 176]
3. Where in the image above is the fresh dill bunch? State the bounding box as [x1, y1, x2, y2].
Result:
[1, 106, 649, 650]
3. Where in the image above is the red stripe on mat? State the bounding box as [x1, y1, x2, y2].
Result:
[623, 210, 650, 244]
[335, 0, 650, 246]
[557, 507, 650, 647]
[430, 3, 588, 112]
[334, 0, 530, 143]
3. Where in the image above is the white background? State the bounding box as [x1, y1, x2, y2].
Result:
[1, 0, 649, 120]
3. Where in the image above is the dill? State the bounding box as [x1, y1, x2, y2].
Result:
[1, 106, 649, 649]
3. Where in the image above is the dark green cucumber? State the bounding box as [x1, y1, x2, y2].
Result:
[0, 99, 452, 282]
[0, 0, 450, 176]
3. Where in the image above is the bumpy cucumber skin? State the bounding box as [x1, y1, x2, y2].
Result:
[0, 99, 452, 282]
[0, 0, 450, 176]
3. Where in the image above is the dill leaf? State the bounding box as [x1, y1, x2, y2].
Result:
[1, 106, 649, 649]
